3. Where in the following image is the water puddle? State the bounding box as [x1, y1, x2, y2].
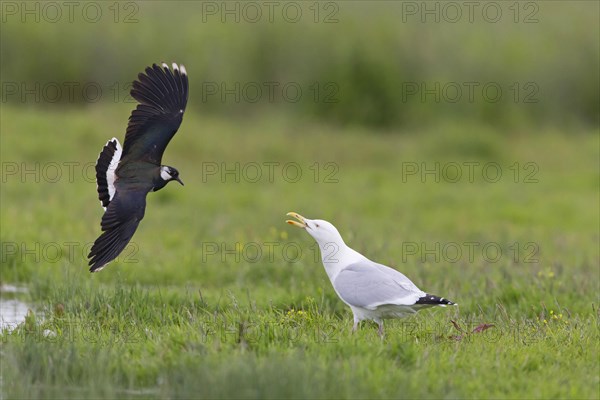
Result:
[0, 284, 31, 332]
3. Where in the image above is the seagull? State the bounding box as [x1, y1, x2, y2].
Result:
[88, 63, 188, 272]
[286, 212, 456, 336]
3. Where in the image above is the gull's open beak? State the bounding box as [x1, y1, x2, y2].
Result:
[286, 211, 307, 228]
[175, 177, 184, 186]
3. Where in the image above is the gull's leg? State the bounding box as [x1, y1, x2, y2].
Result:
[376, 319, 384, 338]
[352, 315, 360, 333]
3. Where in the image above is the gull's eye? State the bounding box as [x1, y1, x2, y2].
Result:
[316, 224, 320, 228]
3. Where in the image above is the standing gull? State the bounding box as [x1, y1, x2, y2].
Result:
[286, 212, 456, 336]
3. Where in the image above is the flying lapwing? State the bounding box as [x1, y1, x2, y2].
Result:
[286, 212, 456, 336]
[88, 63, 189, 272]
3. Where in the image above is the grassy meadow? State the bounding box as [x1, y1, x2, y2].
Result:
[1, 1, 599, 399]
[1, 104, 599, 398]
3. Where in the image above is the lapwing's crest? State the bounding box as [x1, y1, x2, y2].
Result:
[88, 63, 188, 272]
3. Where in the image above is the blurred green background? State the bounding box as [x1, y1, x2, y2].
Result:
[2, 1, 598, 129]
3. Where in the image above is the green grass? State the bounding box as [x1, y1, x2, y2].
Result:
[1, 105, 599, 398]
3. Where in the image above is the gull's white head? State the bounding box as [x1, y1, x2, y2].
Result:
[286, 212, 345, 246]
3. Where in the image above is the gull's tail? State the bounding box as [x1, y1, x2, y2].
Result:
[416, 294, 456, 307]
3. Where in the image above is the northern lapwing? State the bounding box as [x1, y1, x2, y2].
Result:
[88, 63, 189, 272]
[286, 212, 456, 336]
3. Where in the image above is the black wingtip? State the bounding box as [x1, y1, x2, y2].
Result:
[88, 204, 143, 274]
[88, 254, 109, 272]
[416, 294, 456, 306]
[87, 230, 124, 273]
[88, 245, 112, 273]
[88, 263, 105, 273]
[88, 221, 129, 273]
[130, 62, 188, 113]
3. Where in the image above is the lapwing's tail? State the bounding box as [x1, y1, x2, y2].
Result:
[415, 294, 456, 307]
[96, 138, 122, 210]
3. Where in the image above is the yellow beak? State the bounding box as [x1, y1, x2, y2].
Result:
[286, 211, 307, 228]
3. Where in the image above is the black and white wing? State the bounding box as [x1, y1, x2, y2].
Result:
[88, 189, 147, 272]
[95, 138, 122, 210]
[120, 63, 189, 166]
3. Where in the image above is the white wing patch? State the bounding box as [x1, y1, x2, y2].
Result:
[96, 137, 122, 211]
[106, 138, 122, 207]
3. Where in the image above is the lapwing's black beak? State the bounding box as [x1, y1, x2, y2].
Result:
[175, 177, 184, 186]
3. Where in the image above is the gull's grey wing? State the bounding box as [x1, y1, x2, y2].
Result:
[371, 261, 423, 292]
[333, 261, 426, 309]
